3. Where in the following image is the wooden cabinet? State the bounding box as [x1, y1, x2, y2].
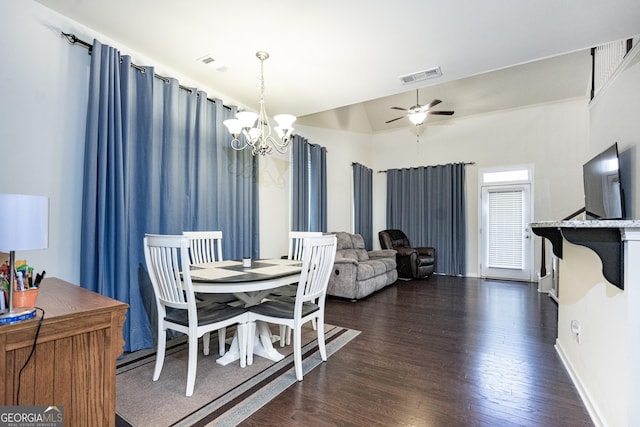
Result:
[0, 278, 128, 427]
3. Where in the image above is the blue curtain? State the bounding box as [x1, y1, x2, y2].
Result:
[386, 163, 466, 275]
[81, 40, 259, 352]
[291, 135, 327, 232]
[353, 163, 373, 250]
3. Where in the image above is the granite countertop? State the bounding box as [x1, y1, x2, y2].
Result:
[530, 220, 640, 228]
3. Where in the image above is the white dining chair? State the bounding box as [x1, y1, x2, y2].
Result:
[247, 235, 337, 381]
[272, 231, 323, 346]
[183, 230, 237, 355]
[144, 233, 249, 396]
[183, 230, 223, 264]
[288, 231, 324, 261]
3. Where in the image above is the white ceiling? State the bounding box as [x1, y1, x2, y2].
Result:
[36, 0, 640, 133]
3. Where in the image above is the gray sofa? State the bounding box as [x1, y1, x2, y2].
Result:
[327, 232, 398, 301]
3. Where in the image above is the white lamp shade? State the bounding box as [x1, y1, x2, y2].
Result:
[275, 126, 294, 140]
[247, 127, 261, 142]
[0, 194, 49, 251]
[408, 112, 427, 125]
[274, 114, 296, 129]
[236, 111, 259, 128]
[223, 119, 242, 135]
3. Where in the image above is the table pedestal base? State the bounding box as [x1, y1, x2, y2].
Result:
[216, 321, 283, 366]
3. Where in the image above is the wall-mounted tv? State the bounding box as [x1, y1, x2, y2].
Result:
[583, 142, 625, 220]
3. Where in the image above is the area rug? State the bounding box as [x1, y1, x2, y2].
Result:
[116, 324, 360, 427]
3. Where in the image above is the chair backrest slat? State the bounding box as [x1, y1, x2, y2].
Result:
[183, 231, 223, 264]
[288, 231, 323, 261]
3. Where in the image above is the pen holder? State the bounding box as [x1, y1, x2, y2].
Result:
[6, 288, 39, 308]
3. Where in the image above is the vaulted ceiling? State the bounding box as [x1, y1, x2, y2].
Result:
[36, 0, 640, 133]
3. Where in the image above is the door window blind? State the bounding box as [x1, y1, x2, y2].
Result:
[487, 190, 523, 269]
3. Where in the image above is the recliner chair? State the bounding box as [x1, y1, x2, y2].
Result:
[378, 229, 435, 279]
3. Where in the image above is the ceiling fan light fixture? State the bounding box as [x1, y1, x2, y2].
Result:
[408, 112, 427, 125]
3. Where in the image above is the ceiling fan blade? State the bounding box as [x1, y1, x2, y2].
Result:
[385, 116, 406, 123]
[426, 99, 442, 109]
[391, 106, 407, 111]
[428, 110, 455, 115]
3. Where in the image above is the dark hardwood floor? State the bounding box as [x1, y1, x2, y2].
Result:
[241, 275, 593, 427]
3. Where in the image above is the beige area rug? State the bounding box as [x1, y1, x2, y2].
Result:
[116, 324, 360, 427]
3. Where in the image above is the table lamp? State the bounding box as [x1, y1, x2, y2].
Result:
[0, 194, 49, 323]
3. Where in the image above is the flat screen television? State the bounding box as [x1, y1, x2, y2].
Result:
[583, 142, 625, 220]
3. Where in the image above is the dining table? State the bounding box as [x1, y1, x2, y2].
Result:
[189, 258, 302, 366]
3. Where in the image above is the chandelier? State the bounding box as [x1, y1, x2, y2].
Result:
[223, 51, 296, 156]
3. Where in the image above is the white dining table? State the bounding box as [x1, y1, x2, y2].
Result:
[189, 258, 302, 366]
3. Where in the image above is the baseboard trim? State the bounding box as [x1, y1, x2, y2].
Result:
[554, 340, 604, 427]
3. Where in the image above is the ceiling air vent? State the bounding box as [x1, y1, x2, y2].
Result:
[196, 54, 227, 72]
[399, 66, 442, 84]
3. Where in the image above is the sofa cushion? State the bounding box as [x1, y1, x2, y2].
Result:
[356, 262, 376, 281]
[417, 255, 434, 266]
[350, 235, 369, 261]
[335, 232, 369, 261]
[356, 260, 390, 281]
[375, 257, 397, 272]
[351, 233, 365, 249]
[384, 229, 410, 248]
[354, 249, 369, 262]
[335, 232, 354, 250]
[339, 249, 360, 263]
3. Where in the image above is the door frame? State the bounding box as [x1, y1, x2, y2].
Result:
[478, 165, 535, 282]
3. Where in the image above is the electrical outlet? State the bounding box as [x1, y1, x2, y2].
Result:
[571, 320, 581, 344]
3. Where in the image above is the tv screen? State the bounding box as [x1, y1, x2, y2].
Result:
[583, 142, 625, 220]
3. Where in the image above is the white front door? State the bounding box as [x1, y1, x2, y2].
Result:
[480, 183, 533, 282]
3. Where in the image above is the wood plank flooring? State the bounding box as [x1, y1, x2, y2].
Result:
[241, 275, 593, 426]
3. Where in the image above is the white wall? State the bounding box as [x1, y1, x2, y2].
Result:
[257, 150, 291, 258]
[554, 46, 640, 427]
[556, 242, 628, 427]
[590, 48, 640, 218]
[0, 1, 89, 283]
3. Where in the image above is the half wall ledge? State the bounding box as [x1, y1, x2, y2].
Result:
[531, 220, 640, 290]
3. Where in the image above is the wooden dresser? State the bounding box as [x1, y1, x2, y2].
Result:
[0, 278, 128, 426]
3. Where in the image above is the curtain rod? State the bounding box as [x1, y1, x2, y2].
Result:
[377, 161, 475, 173]
[62, 32, 230, 109]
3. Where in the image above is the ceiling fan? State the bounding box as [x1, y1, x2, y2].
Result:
[385, 89, 455, 126]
